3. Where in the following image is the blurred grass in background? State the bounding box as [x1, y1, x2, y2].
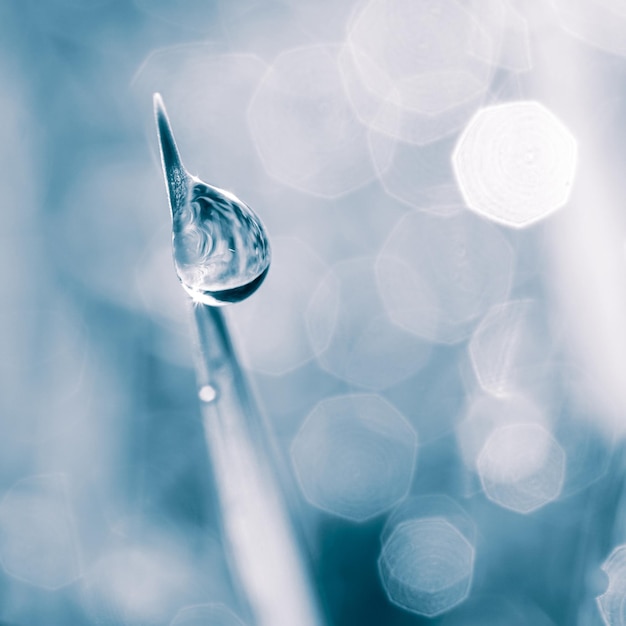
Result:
[2, 1, 626, 624]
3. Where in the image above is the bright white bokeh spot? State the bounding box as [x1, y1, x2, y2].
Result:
[0, 474, 82, 589]
[377, 212, 513, 344]
[291, 394, 418, 522]
[456, 393, 548, 472]
[477, 423, 566, 513]
[170, 603, 246, 626]
[469, 299, 555, 398]
[247, 44, 378, 197]
[453, 101, 578, 228]
[379, 518, 474, 617]
[229, 237, 330, 376]
[597, 544, 626, 626]
[306, 257, 432, 389]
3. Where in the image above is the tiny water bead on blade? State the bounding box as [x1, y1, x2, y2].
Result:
[154, 93, 270, 306]
[198, 384, 218, 403]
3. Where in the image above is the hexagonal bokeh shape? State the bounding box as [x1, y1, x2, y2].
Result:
[453, 101, 577, 228]
[477, 423, 566, 514]
[597, 544, 626, 626]
[379, 518, 474, 617]
[291, 394, 418, 522]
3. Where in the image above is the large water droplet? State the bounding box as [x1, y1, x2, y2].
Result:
[153, 93, 271, 306]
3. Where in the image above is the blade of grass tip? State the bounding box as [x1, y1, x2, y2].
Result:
[153, 93, 189, 218]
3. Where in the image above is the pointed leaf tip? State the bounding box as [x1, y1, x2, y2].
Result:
[153, 93, 188, 217]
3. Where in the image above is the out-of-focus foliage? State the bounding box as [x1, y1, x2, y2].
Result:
[2, 0, 626, 624]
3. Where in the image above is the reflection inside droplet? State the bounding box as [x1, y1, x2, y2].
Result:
[154, 93, 271, 306]
[173, 181, 270, 305]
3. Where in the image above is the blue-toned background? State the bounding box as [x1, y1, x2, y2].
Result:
[2, 1, 626, 624]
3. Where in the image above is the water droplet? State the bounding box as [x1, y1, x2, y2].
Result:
[198, 384, 218, 403]
[154, 93, 271, 306]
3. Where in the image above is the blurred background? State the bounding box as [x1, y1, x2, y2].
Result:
[3, 0, 626, 624]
